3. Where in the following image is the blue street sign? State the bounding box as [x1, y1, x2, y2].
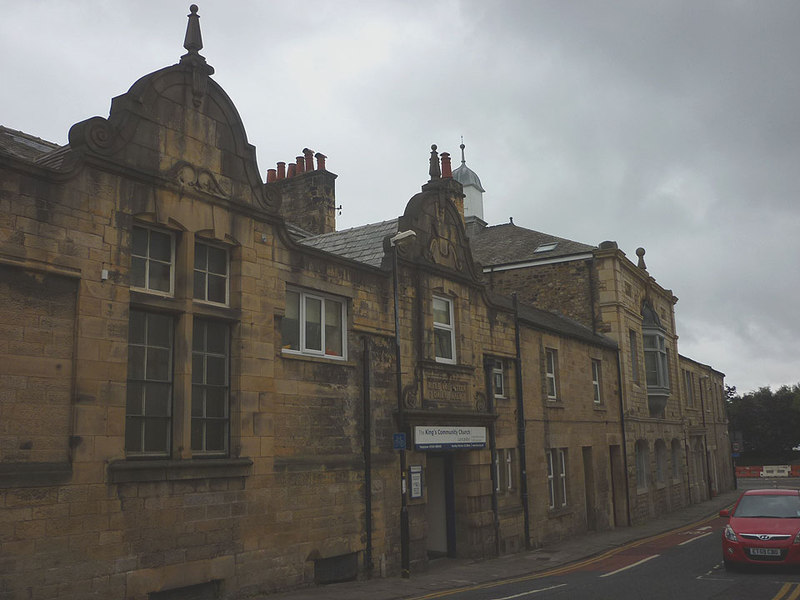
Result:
[393, 433, 406, 450]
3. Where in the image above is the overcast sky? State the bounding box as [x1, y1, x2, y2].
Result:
[2, 1, 798, 394]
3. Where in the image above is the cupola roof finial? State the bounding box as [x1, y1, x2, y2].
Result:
[460, 136, 466, 165]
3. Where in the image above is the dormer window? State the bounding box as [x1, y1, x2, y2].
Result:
[534, 242, 558, 253]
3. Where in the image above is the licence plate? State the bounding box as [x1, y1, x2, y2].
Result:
[749, 548, 781, 556]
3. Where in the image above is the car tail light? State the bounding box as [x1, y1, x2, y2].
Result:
[724, 525, 738, 542]
[794, 530, 800, 544]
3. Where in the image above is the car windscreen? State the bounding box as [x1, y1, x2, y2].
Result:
[733, 494, 800, 518]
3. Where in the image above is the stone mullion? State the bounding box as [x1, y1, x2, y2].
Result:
[173, 231, 195, 459]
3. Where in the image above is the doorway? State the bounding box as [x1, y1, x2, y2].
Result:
[425, 454, 455, 558]
[609, 444, 627, 527]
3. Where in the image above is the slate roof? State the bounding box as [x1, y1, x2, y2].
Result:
[0, 126, 60, 161]
[297, 219, 398, 269]
[468, 222, 595, 267]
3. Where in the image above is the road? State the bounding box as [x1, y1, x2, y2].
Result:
[404, 480, 800, 600]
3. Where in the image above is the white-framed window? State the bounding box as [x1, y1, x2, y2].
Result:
[194, 241, 229, 305]
[629, 329, 640, 384]
[191, 319, 229, 455]
[433, 296, 455, 364]
[126, 310, 173, 456]
[683, 369, 695, 407]
[635, 440, 649, 490]
[546, 449, 567, 508]
[495, 448, 516, 493]
[493, 359, 506, 399]
[643, 330, 670, 391]
[655, 440, 667, 484]
[282, 288, 346, 358]
[131, 225, 175, 295]
[591, 359, 602, 404]
[671, 439, 682, 480]
[545, 348, 558, 400]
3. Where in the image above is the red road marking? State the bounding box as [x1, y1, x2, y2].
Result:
[574, 516, 727, 573]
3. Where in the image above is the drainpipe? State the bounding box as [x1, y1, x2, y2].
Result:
[390, 230, 416, 579]
[512, 294, 531, 548]
[484, 357, 501, 557]
[362, 337, 373, 575]
[615, 350, 632, 526]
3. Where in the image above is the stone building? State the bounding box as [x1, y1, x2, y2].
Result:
[458, 146, 734, 525]
[0, 8, 631, 600]
[0, 7, 729, 600]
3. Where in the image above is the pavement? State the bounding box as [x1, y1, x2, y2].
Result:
[257, 485, 753, 600]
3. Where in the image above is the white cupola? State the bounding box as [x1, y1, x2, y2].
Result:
[451, 142, 485, 221]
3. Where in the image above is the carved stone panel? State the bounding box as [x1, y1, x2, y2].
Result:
[422, 369, 472, 411]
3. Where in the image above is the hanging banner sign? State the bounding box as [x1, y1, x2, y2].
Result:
[414, 426, 487, 450]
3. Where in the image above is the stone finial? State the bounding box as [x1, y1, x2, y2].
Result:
[180, 5, 214, 106]
[429, 144, 441, 180]
[636, 247, 647, 270]
[183, 5, 203, 55]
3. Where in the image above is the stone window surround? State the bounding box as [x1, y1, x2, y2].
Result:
[492, 358, 506, 399]
[126, 219, 241, 465]
[433, 294, 456, 364]
[546, 448, 567, 509]
[591, 359, 602, 404]
[545, 348, 559, 401]
[281, 286, 348, 360]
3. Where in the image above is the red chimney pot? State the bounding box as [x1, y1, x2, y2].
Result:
[441, 152, 452, 178]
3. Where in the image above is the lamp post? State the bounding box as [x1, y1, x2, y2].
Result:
[390, 229, 416, 578]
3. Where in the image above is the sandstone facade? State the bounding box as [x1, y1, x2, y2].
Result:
[0, 7, 728, 600]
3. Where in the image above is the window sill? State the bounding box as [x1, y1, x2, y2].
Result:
[545, 400, 564, 409]
[280, 350, 355, 367]
[108, 457, 252, 484]
[592, 403, 606, 411]
[547, 506, 574, 517]
[419, 359, 475, 375]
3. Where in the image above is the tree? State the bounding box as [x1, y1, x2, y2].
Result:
[726, 384, 800, 461]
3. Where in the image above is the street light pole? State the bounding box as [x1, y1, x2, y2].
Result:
[390, 229, 416, 579]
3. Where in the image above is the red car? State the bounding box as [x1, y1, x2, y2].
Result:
[720, 488, 800, 569]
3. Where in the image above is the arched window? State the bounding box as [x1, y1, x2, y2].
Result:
[655, 440, 667, 484]
[671, 439, 682, 480]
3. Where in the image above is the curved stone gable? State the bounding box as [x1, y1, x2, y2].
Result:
[67, 61, 274, 213]
[397, 179, 482, 283]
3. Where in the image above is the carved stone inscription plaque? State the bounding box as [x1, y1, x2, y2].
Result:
[423, 371, 471, 410]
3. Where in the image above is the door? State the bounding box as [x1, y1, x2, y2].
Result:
[425, 454, 455, 558]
